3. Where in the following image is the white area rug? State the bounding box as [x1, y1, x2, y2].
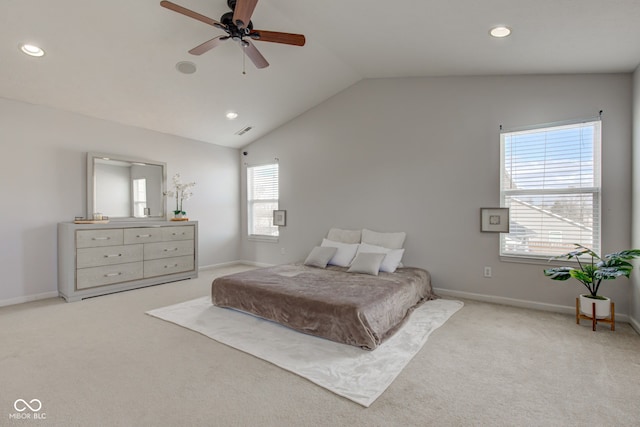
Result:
[147, 297, 463, 407]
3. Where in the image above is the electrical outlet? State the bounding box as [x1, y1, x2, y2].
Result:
[280, 247, 286, 255]
[483, 266, 492, 278]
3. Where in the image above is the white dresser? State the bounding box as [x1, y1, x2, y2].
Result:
[58, 221, 198, 302]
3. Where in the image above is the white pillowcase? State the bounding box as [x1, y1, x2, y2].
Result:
[326, 228, 362, 244]
[320, 238, 359, 267]
[347, 252, 386, 276]
[361, 228, 406, 249]
[304, 246, 338, 269]
[356, 242, 405, 273]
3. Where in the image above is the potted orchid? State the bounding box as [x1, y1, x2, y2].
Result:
[165, 173, 196, 219]
[544, 244, 640, 319]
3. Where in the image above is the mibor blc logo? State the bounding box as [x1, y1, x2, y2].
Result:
[9, 399, 46, 420]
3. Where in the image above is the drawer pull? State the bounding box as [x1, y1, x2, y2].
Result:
[92, 237, 111, 241]
[104, 272, 123, 277]
[172, 232, 186, 236]
[104, 254, 122, 258]
[163, 248, 179, 252]
[164, 264, 179, 268]
[137, 234, 152, 238]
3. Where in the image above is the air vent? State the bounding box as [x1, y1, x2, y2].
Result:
[235, 126, 253, 136]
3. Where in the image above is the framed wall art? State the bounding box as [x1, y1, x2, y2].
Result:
[273, 210, 286, 226]
[480, 208, 509, 233]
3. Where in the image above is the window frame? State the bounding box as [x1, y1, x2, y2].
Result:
[499, 119, 601, 263]
[246, 162, 279, 241]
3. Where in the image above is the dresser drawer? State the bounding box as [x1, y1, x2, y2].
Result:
[76, 229, 123, 248]
[162, 225, 195, 241]
[123, 227, 163, 244]
[144, 255, 194, 278]
[77, 244, 143, 269]
[144, 240, 194, 260]
[76, 262, 143, 289]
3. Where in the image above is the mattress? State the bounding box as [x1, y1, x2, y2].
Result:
[211, 264, 435, 350]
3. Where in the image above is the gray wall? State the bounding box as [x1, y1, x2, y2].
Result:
[632, 66, 640, 330]
[241, 74, 634, 314]
[0, 97, 240, 305]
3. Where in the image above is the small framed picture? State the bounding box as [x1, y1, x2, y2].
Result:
[273, 210, 286, 226]
[481, 208, 509, 233]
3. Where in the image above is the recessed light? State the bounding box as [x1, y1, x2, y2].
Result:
[226, 111, 239, 120]
[489, 26, 512, 38]
[20, 44, 45, 57]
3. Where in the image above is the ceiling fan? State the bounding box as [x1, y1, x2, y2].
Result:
[160, 0, 306, 69]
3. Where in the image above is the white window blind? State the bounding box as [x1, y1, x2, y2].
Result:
[247, 163, 279, 237]
[500, 120, 601, 260]
[132, 178, 147, 217]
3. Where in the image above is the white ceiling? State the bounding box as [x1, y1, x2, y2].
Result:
[2, 0, 639, 149]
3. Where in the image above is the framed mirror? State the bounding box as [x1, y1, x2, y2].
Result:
[87, 152, 167, 220]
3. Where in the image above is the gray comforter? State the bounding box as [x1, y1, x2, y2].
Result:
[211, 264, 435, 350]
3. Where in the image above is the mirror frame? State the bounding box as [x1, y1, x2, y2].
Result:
[87, 152, 167, 221]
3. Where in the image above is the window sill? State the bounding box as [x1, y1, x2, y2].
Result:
[500, 254, 580, 266]
[248, 235, 279, 243]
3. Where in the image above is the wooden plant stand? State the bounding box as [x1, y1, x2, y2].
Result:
[576, 298, 615, 331]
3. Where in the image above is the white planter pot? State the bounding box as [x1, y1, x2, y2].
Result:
[579, 294, 611, 319]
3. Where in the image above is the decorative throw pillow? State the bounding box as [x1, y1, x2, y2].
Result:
[356, 242, 405, 273]
[320, 239, 359, 267]
[347, 252, 386, 276]
[303, 246, 338, 269]
[361, 228, 406, 249]
[326, 228, 362, 244]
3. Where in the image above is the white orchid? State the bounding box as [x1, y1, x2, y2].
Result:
[166, 173, 196, 215]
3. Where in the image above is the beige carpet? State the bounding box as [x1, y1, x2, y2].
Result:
[1, 264, 640, 426]
[146, 296, 463, 407]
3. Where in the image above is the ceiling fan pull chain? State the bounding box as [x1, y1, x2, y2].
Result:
[242, 47, 247, 75]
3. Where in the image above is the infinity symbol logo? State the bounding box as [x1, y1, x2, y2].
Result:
[14, 399, 42, 412]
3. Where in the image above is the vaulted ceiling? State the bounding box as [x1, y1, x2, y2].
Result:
[2, 0, 639, 148]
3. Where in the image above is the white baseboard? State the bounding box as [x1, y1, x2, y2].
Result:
[629, 316, 640, 335]
[198, 260, 244, 270]
[199, 260, 273, 270]
[0, 291, 60, 308]
[237, 260, 274, 268]
[434, 287, 631, 324]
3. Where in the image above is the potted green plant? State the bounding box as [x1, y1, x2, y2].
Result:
[544, 244, 640, 319]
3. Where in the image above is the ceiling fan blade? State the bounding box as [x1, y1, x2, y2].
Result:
[242, 40, 269, 69]
[250, 30, 305, 46]
[189, 36, 227, 55]
[160, 0, 221, 28]
[233, 0, 259, 29]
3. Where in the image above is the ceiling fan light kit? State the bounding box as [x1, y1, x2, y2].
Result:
[160, 0, 306, 70]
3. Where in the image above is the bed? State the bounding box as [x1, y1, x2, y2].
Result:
[211, 263, 435, 350]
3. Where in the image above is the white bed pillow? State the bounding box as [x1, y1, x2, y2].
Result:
[347, 252, 386, 276]
[321, 238, 359, 267]
[361, 228, 406, 249]
[326, 228, 362, 244]
[304, 246, 338, 269]
[356, 242, 405, 273]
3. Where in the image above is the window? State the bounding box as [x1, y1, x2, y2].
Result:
[132, 178, 147, 217]
[247, 163, 279, 238]
[500, 120, 601, 260]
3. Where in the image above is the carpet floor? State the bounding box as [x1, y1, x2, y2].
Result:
[1, 264, 639, 426]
